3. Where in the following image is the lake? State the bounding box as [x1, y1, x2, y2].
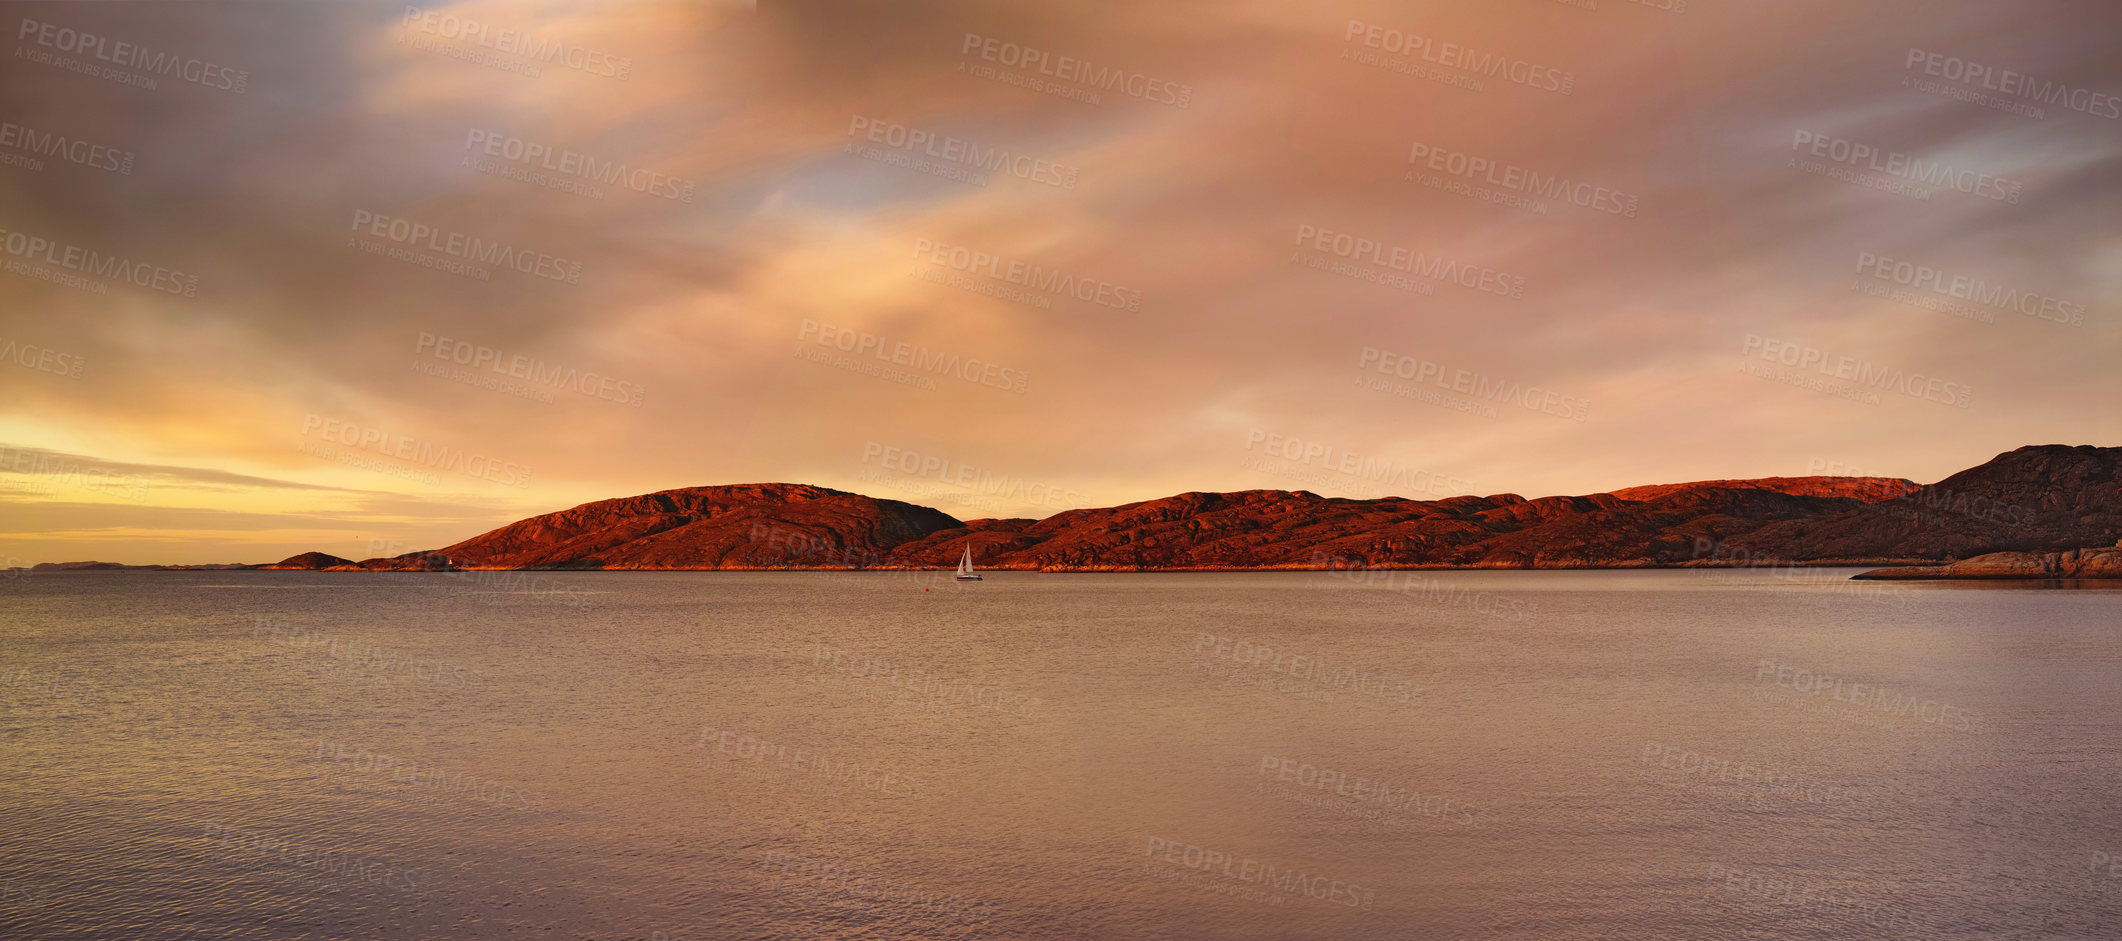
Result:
[2, 569, 2118, 939]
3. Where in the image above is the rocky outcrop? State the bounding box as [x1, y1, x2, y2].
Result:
[1855, 543, 2122, 579]
[259, 552, 355, 570]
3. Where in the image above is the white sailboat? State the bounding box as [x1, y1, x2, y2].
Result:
[955, 545, 983, 581]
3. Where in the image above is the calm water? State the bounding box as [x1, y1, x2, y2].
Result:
[2, 569, 2118, 940]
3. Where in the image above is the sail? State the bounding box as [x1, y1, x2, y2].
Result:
[957, 546, 973, 575]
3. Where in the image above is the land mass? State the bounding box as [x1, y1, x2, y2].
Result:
[36, 443, 2091, 577]
[24, 560, 255, 572]
[1853, 544, 2122, 580]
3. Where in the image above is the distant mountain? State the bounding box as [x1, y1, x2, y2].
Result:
[309, 445, 2118, 572]
[28, 560, 253, 572]
[260, 552, 356, 570]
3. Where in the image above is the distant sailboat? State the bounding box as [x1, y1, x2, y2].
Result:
[955, 545, 983, 581]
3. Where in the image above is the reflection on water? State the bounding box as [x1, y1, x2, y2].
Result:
[1, 570, 2118, 939]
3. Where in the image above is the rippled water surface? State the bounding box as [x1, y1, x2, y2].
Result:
[3, 569, 2119, 939]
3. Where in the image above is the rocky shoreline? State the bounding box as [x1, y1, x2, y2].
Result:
[1854, 544, 2122, 580]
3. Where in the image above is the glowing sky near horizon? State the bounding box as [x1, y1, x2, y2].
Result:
[0, 0, 2117, 564]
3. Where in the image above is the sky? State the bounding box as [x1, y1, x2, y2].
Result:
[0, 0, 2116, 564]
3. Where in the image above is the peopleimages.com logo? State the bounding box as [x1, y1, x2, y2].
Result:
[1739, 335, 1972, 409]
[348, 210, 582, 284]
[1257, 755, 1485, 826]
[1903, 48, 2121, 119]
[910, 238, 1142, 311]
[959, 33, 1192, 108]
[1854, 252, 2084, 326]
[1755, 659, 1978, 732]
[299, 414, 533, 489]
[16, 17, 251, 92]
[462, 129, 693, 202]
[1407, 142, 1638, 216]
[1, 339, 84, 378]
[0, 226, 198, 296]
[1358, 347, 1586, 421]
[1343, 20, 1575, 94]
[0, 121, 136, 174]
[414, 333, 644, 406]
[399, 6, 632, 80]
[1789, 130, 2021, 203]
[1296, 225, 1526, 298]
[799, 321, 1028, 394]
[1142, 836, 1377, 910]
[847, 116, 1079, 190]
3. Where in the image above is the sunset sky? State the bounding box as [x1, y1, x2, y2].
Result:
[0, 0, 2116, 564]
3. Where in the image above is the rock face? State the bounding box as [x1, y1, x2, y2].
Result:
[260, 552, 355, 570]
[287, 444, 2116, 572]
[1855, 544, 2122, 579]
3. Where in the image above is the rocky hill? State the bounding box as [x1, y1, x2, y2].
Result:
[879, 481, 1916, 571]
[319, 448, 2118, 572]
[34, 446, 2114, 573]
[260, 552, 355, 570]
[1719, 445, 2122, 562]
[363, 483, 962, 571]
